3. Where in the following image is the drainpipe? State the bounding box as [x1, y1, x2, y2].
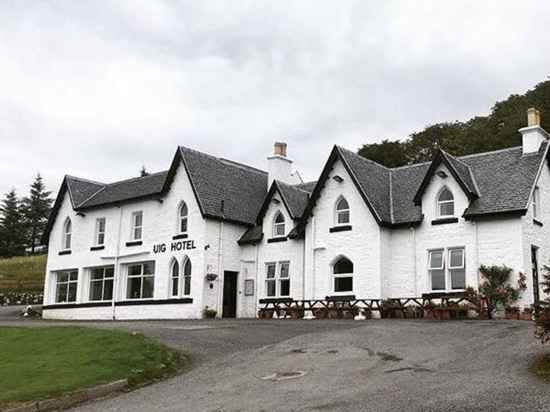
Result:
[301, 229, 306, 300]
[254, 241, 260, 317]
[412, 226, 417, 296]
[216, 201, 225, 316]
[311, 216, 316, 299]
[112, 205, 123, 320]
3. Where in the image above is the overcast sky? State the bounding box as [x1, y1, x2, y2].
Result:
[1, 1, 550, 197]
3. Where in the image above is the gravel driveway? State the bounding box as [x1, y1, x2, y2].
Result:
[1, 311, 549, 411]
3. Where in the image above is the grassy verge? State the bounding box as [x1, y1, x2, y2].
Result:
[0, 327, 189, 409]
[0, 254, 47, 291]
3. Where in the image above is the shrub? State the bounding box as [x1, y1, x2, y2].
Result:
[478, 265, 524, 319]
[202, 307, 217, 319]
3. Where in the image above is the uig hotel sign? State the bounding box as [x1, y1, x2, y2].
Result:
[153, 240, 197, 254]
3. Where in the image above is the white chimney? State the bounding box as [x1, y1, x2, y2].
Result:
[520, 108, 548, 154]
[267, 142, 300, 187]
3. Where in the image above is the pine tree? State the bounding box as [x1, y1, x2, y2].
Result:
[0, 190, 26, 257]
[22, 174, 53, 253]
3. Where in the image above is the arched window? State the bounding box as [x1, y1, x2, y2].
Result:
[62, 218, 72, 250]
[335, 196, 350, 225]
[170, 259, 179, 297]
[437, 187, 454, 217]
[333, 256, 353, 293]
[183, 258, 192, 295]
[178, 202, 188, 234]
[272, 211, 285, 237]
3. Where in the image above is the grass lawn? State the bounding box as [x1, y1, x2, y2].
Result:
[0, 254, 47, 291]
[0, 327, 188, 408]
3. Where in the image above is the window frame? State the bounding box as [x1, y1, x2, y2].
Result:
[95, 217, 106, 246]
[428, 247, 466, 292]
[178, 202, 188, 235]
[131, 211, 143, 241]
[436, 187, 455, 218]
[55, 269, 78, 303]
[62, 218, 72, 251]
[272, 211, 286, 238]
[264, 261, 289, 297]
[332, 257, 354, 294]
[335, 196, 350, 226]
[126, 261, 155, 300]
[89, 266, 114, 302]
[170, 259, 180, 298]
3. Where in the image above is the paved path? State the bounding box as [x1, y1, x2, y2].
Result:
[1, 311, 549, 411]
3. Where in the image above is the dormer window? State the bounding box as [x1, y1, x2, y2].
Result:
[437, 187, 454, 217]
[335, 196, 350, 225]
[62, 218, 72, 250]
[178, 202, 188, 234]
[273, 211, 285, 237]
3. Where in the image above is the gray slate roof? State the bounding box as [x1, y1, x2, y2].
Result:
[276, 180, 314, 219]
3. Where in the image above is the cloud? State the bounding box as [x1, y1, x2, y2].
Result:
[1, 0, 549, 197]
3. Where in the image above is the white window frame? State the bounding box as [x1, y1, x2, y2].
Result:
[436, 187, 455, 218]
[89, 266, 114, 302]
[264, 261, 290, 297]
[178, 202, 188, 234]
[170, 257, 192, 297]
[272, 211, 285, 238]
[95, 217, 106, 246]
[126, 261, 155, 300]
[335, 196, 350, 226]
[131, 211, 143, 241]
[428, 247, 466, 292]
[170, 259, 180, 298]
[533, 186, 541, 220]
[55, 270, 78, 303]
[62, 218, 72, 250]
[332, 257, 354, 294]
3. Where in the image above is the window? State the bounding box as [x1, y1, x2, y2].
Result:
[272, 211, 285, 237]
[95, 218, 106, 246]
[428, 248, 465, 291]
[333, 257, 353, 293]
[126, 261, 155, 299]
[266, 263, 276, 297]
[178, 202, 188, 234]
[131, 211, 143, 240]
[170, 260, 179, 297]
[265, 262, 290, 297]
[437, 187, 454, 217]
[533, 186, 541, 219]
[335, 197, 350, 225]
[183, 258, 192, 295]
[55, 270, 78, 303]
[89, 266, 114, 301]
[62, 218, 72, 250]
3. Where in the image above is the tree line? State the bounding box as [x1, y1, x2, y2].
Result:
[0, 174, 53, 258]
[358, 80, 550, 167]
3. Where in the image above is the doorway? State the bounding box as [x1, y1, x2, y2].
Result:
[222, 271, 238, 318]
[532, 246, 540, 307]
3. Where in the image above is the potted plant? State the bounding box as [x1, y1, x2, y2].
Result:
[202, 306, 217, 319]
[505, 306, 521, 320]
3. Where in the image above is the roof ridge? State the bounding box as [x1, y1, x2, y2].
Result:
[180, 145, 267, 175]
[458, 145, 522, 159]
[278, 180, 311, 195]
[106, 170, 168, 186]
[65, 175, 105, 186]
[336, 145, 391, 170]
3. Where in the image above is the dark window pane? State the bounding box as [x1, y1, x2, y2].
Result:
[142, 277, 154, 298]
[58, 273, 69, 283]
[280, 263, 289, 278]
[103, 279, 113, 300]
[450, 249, 464, 268]
[97, 233, 105, 245]
[143, 262, 155, 275]
[184, 259, 192, 276]
[280, 279, 290, 296]
[266, 264, 276, 278]
[127, 277, 142, 299]
[172, 277, 179, 296]
[275, 212, 285, 223]
[69, 271, 78, 281]
[180, 218, 187, 233]
[336, 198, 349, 211]
[429, 251, 444, 269]
[451, 268, 466, 289]
[334, 276, 353, 292]
[337, 211, 350, 224]
[266, 280, 276, 297]
[439, 202, 454, 216]
[334, 258, 353, 274]
[439, 188, 453, 202]
[128, 265, 141, 277]
[171, 261, 179, 277]
[184, 276, 191, 295]
[91, 269, 103, 280]
[431, 269, 445, 290]
[56, 283, 68, 303]
[105, 267, 114, 278]
[68, 282, 77, 302]
[90, 281, 103, 301]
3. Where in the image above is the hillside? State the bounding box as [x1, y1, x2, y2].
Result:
[359, 80, 550, 167]
[0, 254, 46, 292]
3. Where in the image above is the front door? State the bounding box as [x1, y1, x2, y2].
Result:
[222, 271, 238, 318]
[532, 246, 540, 307]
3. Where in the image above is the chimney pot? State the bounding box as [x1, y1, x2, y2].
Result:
[527, 107, 541, 127]
[274, 142, 287, 157]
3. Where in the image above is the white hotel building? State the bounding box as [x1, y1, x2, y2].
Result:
[42, 109, 550, 320]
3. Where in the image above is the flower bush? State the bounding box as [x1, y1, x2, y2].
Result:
[0, 291, 43, 306]
[478, 265, 525, 319]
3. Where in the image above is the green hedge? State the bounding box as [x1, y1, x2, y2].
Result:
[0, 255, 47, 292]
